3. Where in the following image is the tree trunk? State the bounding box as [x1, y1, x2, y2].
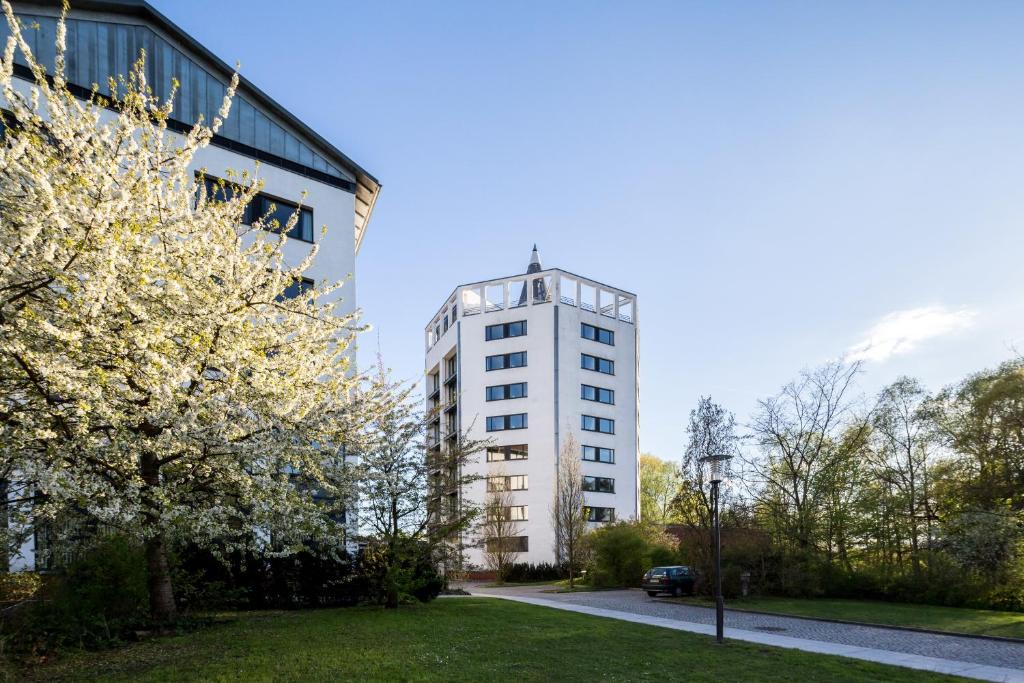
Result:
[146, 533, 177, 623]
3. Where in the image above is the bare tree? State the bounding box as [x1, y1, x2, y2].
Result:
[747, 361, 868, 568]
[552, 432, 588, 588]
[480, 471, 523, 583]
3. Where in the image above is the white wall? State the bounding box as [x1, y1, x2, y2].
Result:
[425, 271, 640, 568]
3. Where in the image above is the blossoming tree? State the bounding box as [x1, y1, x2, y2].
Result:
[0, 3, 375, 620]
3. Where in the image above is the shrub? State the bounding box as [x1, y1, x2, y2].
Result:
[504, 562, 565, 583]
[2, 535, 149, 652]
[587, 523, 646, 587]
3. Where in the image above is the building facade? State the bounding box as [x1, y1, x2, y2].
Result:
[1, 0, 379, 571]
[424, 248, 639, 567]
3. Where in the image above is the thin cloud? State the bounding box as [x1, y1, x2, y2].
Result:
[847, 305, 976, 363]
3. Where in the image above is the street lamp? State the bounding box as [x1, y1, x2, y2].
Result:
[699, 453, 733, 644]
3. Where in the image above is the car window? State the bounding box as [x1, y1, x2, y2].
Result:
[651, 568, 667, 576]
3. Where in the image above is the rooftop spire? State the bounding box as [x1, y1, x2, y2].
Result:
[527, 244, 542, 274]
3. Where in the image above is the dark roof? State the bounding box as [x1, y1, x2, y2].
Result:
[25, 0, 380, 248]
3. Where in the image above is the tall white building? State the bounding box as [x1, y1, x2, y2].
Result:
[1, 0, 379, 571]
[424, 247, 639, 567]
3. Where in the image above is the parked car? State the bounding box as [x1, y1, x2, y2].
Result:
[642, 565, 695, 597]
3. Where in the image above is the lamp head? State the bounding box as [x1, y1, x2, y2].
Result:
[698, 453, 733, 484]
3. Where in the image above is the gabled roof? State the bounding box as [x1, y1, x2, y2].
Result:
[19, 0, 380, 251]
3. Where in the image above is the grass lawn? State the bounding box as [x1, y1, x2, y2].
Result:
[673, 596, 1024, 640]
[13, 598, 970, 682]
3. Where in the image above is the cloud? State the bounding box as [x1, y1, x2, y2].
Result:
[847, 305, 976, 363]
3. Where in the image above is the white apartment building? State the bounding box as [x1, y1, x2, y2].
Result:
[1, 0, 379, 571]
[424, 247, 639, 567]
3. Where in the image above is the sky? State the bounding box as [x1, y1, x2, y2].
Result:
[156, 0, 1024, 462]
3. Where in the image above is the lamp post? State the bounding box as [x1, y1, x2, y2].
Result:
[699, 453, 732, 644]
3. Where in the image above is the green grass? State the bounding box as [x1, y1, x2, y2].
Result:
[673, 596, 1024, 640]
[13, 598, 970, 682]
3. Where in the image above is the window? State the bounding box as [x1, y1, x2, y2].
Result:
[485, 320, 527, 341]
[581, 384, 614, 404]
[487, 475, 528, 492]
[582, 445, 615, 463]
[202, 176, 315, 243]
[581, 353, 614, 375]
[487, 505, 529, 522]
[251, 194, 315, 243]
[486, 536, 529, 553]
[581, 323, 614, 345]
[583, 476, 615, 493]
[582, 415, 614, 434]
[487, 413, 527, 431]
[487, 445, 529, 462]
[486, 351, 527, 371]
[586, 507, 615, 523]
[486, 382, 527, 401]
[446, 356, 458, 380]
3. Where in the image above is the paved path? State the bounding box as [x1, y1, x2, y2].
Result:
[466, 584, 1024, 682]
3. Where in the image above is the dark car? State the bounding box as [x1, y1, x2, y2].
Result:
[642, 565, 695, 597]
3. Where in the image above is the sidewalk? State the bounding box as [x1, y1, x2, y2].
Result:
[471, 590, 1024, 683]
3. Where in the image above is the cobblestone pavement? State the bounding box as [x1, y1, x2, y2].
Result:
[466, 583, 1024, 672]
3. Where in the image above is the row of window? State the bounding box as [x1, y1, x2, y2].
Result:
[486, 508, 615, 526]
[485, 382, 610, 405]
[485, 475, 615, 494]
[485, 320, 527, 341]
[485, 351, 614, 376]
[489, 413, 615, 434]
[487, 444, 616, 464]
[484, 509, 619, 555]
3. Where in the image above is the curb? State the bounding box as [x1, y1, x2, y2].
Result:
[651, 598, 1024, 645]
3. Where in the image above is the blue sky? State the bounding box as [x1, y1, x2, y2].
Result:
[157, 0, 1024, 461]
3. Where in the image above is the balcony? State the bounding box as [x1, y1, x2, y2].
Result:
[444, 372, 457, 386]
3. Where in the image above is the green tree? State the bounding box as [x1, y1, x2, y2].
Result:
[639, 454, 678, 524]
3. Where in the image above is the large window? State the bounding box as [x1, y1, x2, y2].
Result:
[586, 507, 615, 523]
[582, 415, 614, 434]
[487, 475, 528, 492]
[583, 476, 615, 493]
[486, 382, 528, 401]
[486, 536, 529, 553]
[485, 320, 527, 341]
[581, 322, 614, 345]
[582, 445, 615, 464]
[486, 352, 527, 371]
[581, 384, 614, 404]
[487, 505, 529, 522]
[487, 413, 527, 431]
[202, 176, 314, 243]
[487, 445, 529, 462]
[581, 353, 614, 375]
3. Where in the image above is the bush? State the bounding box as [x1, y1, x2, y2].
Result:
[504, 562, 565, 583]
[586, 521, 678, 588]
[2, 535, 149, 652]
[359, 537, 442, 607]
